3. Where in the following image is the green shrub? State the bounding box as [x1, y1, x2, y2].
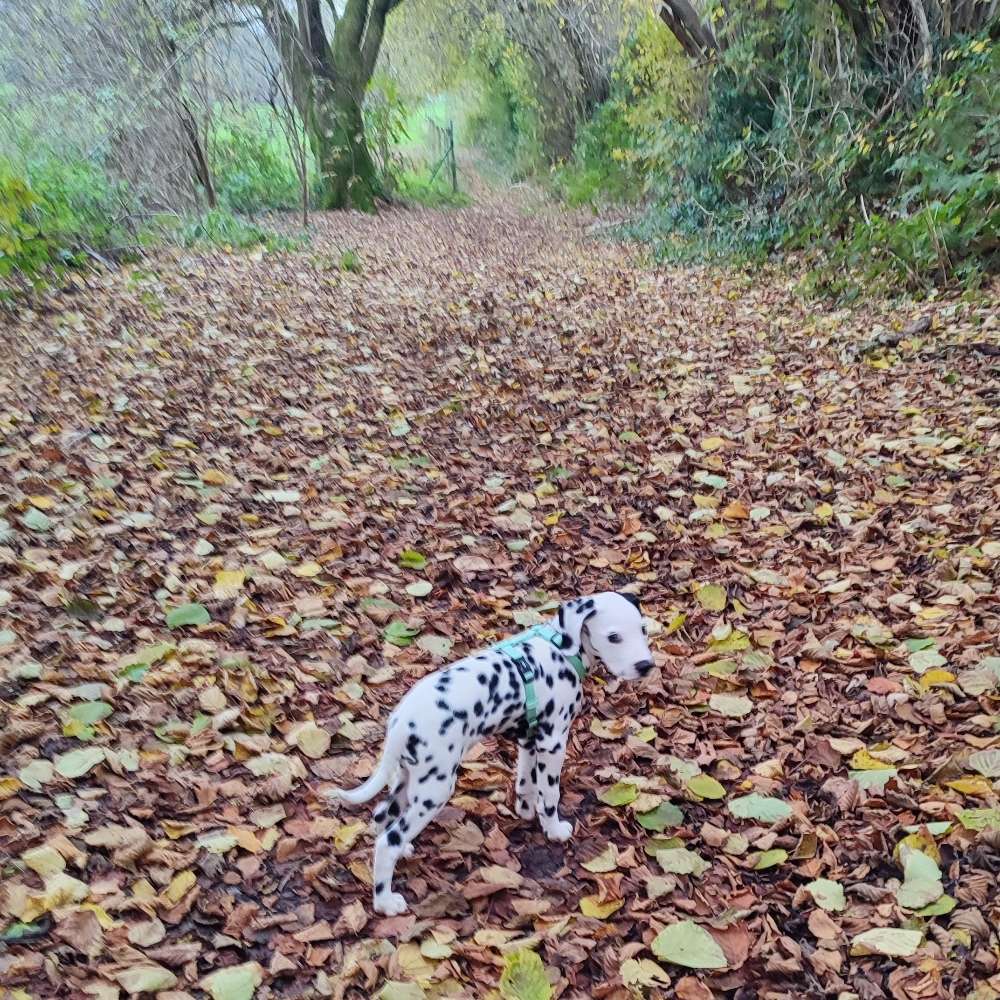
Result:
[211, 107, 308, 213]
[0, 171, 52, 281]
[178, 208, 301, 251]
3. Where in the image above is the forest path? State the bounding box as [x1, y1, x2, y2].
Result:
[2, 201, 999, 999]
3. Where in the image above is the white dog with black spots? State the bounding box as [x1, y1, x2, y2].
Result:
[329, 591, 654, 915]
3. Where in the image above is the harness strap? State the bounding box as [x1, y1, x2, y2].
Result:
[491, 622, 587, 735]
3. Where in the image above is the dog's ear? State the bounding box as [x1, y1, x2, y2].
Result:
[619, 591, 641, 612]
[557, 598, 597, 656]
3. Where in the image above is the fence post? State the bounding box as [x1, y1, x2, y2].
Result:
[448, 121, 457, 193]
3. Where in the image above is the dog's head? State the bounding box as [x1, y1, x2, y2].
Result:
[558, 591, 654, 681]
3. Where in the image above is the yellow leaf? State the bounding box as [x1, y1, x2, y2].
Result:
[21, 845, 66, 877]
[579, 895, 624, 919]
[721, 500, 749, 520]
[916, 606, 948, 622]
[814, 503, 834, 520]
[851, 749, 891, 771]
[665, 611, 686, 635]
[334, 820, 367, 852]
[227, 826, 263, 853]
[291, 561, 323, 578]
[163, 870, 196, 905]
[80, 902, 118, 930]
[920, 669, 955, 689]
[0, 776, 24, 800]
[162, 820, 198, 839]
[132, 878, 157, 901]
[946, 777, 993, 797]
[214, 569, 246, 598]
[201, 469, 230, 485]
[543, 511, 562, 526]
[701, 436, 726, 452]
[581, 844, 619, 873]
[27, 495, 56, 509]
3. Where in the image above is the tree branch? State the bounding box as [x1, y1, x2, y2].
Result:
[361, 0, 403, 80]
[658, 0, 720, 60]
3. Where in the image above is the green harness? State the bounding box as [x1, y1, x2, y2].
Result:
[490, 623, 587, 735]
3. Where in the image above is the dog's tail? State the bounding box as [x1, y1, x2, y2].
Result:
[328, 720, 405, 806]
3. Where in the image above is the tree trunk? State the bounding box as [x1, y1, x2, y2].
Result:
[310, 86, 381, 211]
[257, 0, 402, 212]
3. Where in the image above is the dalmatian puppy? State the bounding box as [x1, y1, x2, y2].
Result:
[328, 591, 653, 915]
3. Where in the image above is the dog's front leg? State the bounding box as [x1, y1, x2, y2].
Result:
[534, 735, 572, 842]
[515, 741, 537, 819]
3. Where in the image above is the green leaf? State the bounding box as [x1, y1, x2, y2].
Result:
[255, 489, 300, 503]
[693, 471, 727, 490]
[686, 774, 726, 800]
[383, 620, 420, 647]
[695, 584, 726, 611]
[636, 801, 684, 831]
[657, 847, 709, 876]
[727, 794, 793, 823]
[166, 603, 210, 628]
[399, 549, 427, 569]
[896, 847, 943, 909]
[804, 878, 846, 912]
[199, 962, 264, 1000]
[67, 701, 113, 725]
[598, 781, 638, 807]
[850, 928, 922, 958]
[650, 920, 727, 969]
[499, 949, 553, 1000]
[909, 648, 947, 674]
[849, 767, 897, 791]
[54, 746, 105, 779]
[709, 693, 753, 718]
[21, 507, 52, 532]
[915, 894, 956, 917]
[753, 848, 787, 870]
[968, 749, 1000, 778]
[416, 634, 453, 658]
[115, 963, 179, 994]
[405, 580, 433, 597]
[376, 984, 426, 1000]
[957, 807, 1000, 831]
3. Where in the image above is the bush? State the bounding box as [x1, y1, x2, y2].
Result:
[564, 5, 999, 292]
[211, 107, 309, 214]
[178, 208, 301, 251]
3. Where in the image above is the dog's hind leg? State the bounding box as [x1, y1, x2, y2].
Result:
[372, 769, 415, 858]
[372, 768, 458, 915]
[514, 741, 537, 819]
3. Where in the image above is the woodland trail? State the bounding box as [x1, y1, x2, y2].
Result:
[2, 199, 1000, 1000]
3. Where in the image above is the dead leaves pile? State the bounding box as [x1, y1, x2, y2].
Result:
[1, 197, 999, 1000]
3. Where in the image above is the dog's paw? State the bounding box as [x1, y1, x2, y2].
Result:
[545, 819, 573, 842]
[515, 797, 536, 819]
[374, 891, 409, 916]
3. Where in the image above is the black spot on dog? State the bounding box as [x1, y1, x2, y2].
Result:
[418, 767, 439, 784]
[423, 799, 435, 810]
[387, 799, 401, 818]
[376, 882, 385, 894]
[387, 829, 402, 846]
[545, 805, 556, 816]
[474, 701, 483, 716]
[548, 774, 558, 786]
[453, 708, 467, 721]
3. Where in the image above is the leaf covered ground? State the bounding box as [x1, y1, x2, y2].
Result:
[1, 199, 1000, 1000]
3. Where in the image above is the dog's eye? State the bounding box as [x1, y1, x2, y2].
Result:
[607, 633, 622, 644]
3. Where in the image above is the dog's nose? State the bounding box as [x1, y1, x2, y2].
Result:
[635, 659, 654, 676]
